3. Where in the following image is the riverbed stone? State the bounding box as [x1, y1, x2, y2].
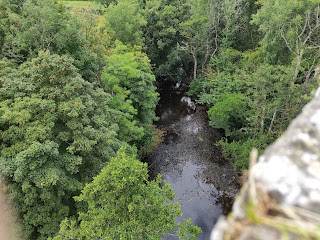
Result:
[211, 88, 320, 240]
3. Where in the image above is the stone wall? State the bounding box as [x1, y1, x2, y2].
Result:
[211, 88, 320, 240]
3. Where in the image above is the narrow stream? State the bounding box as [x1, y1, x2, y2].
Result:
[147, 84, 239, 239]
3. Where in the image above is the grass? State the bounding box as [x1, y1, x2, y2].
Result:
[60, 1, 103, 11]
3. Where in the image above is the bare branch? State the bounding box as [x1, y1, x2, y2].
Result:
[280, 31, 297, 55]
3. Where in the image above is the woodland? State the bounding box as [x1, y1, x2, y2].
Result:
[0, 0, 319, 239]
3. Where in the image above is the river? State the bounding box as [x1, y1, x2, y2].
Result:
[147, 83, 239, 239]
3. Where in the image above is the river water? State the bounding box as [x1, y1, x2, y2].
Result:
[147, 84, 239, 239]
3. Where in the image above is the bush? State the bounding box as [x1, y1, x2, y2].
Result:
[218, 134, 270, 170]
[208, 93, 249, 137]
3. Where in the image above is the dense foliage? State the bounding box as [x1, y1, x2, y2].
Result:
[51, 147, 200, 240]
[0, 0, 319, 239]
[0, 51, 123, 239]
[188, 0, 319, 170]
[102, 42, 159, 146]
[0, 0, 200, 239]
[0, 0, 98, 81]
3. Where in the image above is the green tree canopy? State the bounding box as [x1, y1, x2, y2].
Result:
[102, 42, 159, 145]
[1, 0, 98, 81]
[252, 0, 320, 80]
[0, 52, 122, 239]
[51, 147, 201, 240]
[208, 93, 249, 137]
[188, 0, 319, 170]
[104, 0, 146, 46]
[142, 0, 192, 80]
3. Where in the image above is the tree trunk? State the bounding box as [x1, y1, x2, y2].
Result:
[294, 49, 304, 81]
[193, 54, 197, 80]
[260, 107, 265, 134]
[268, 110, 277, 134]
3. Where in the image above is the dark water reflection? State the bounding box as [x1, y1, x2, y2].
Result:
[147, 84, 239, 240]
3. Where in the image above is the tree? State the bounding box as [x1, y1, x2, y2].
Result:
[252, 0, 320, 82]
[0, 52, 122, 239]
[142, 0, 192, 80]
[71, 7, 113, 78]
[187, 0, 319, 170]
[1, 0, 98, 81]
[102, 42, 159, 145]
[179, 0, 209, 80]
[208, 93, 249, 137]
[179, 0, 256, 80]
[51, 147, 201, 240]
[104, 0, 146, 46]
[0, 0, 21, 52]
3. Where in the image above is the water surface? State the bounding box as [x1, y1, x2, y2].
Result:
[147, 85, 239, 239]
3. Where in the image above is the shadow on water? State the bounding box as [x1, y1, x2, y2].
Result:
[146, 83, 239, 239]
